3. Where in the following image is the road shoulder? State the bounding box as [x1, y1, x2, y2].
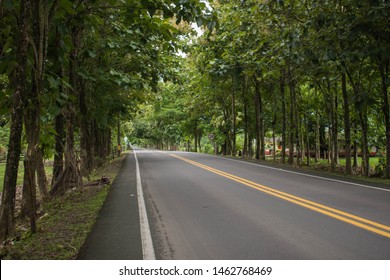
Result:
[77, 152, 142, 260]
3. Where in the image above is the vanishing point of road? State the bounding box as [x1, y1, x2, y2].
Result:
[79, 148, 390, 260]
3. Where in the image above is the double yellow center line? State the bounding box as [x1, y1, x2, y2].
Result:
[169, 154, 390, 238]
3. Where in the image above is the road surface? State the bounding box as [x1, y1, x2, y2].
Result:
[136, 149, 390, 260]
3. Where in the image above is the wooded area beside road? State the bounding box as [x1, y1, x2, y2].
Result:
[1, 0, 390, 254]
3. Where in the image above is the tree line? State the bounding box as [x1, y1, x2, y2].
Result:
[132, 0, 390, 179]
[0, 0, 214, 242]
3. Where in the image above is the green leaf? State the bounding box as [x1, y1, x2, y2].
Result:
[60, 0, 76, 15]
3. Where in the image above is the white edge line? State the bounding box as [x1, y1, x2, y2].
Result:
[133, 148, 156, 260]
[214, 155, 390, 193]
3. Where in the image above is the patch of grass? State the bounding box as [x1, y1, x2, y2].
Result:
[2, 186, 109, 259]
[0, 154, 126, 259]
[0, 161, 24, 193]
[0, 161, 53, 193]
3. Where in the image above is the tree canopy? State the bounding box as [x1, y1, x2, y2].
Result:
[1, 0, 389, 243]
[0, 0, 216, 242]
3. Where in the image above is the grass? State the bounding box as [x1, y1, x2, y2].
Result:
[0, 161, 25, 193]
[0, 153, 126, 260]
[0, 161, 53, 193]
[1, 186, 110, 259]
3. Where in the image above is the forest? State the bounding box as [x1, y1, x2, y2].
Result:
[0, 0, 389, 244]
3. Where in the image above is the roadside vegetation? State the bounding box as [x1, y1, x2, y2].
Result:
[0, 0, 216, 248]
[129, 1, 390, 183]
[1, 0, 389, 254]
[0, 153, 125, 259]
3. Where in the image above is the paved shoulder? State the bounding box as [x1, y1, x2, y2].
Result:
[77, 153, 142, 260]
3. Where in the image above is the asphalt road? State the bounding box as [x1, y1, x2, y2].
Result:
[136, 149, 390, 260]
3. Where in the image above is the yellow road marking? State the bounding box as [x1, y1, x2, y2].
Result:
[169, 154, 390, 238]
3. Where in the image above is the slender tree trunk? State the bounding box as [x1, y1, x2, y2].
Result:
[194, 131, 198, 152]
[255, 87, 260, 160]
[325, 78, 335, 169]
[295, 88, 301, 166]
[117, 118, 121, 156]
[21, 81, 39, 224]
[0, 0, 31, 242]
[198, 132, 201, 153]
[300, 123, 304, 165]
[36, 148, 48, 199]
[378, 55, 390, 178]
[306, 114, 310, 166]
[280, 72, 286, 164]
[333, 88, 339, 166]
[52, 28, 65, 185]
[232, 78, 236, 157]
[315, 108, 320, 162]
[288, 70, 295, 165]
[272, 121, 276, 162]
[259, 86, 265, 161]
[359, 109, 370, 176]
[248, 133, 253, 159]
[243, 102, 248, 158]
[254, 77, 265, 160]
[353, 128, 358, 169]
[79, 80, 93, 175]
[242, 76, 248, 158]
[271, 85, 277, 162]
[52, 112, 65, 185]
[22, 160, 37, 233]
[341, 71, 352, 175]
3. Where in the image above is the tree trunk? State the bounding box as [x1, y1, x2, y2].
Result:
[315, 109, 320, 162]
[22, 160, 37, 233]
[243, 102, 248, 158]
[79, 80, 93, 175]
[194, 131, 198, 152]
[295, 87, 301, 166]
[198, 132, 201, 153]
[254, 77, 265, 160]
[242, 75, 248, 158]
[280, 72, 286, 164]
[271, 84, 277, 162]
[51, 27, 65, 185]
[36, 148, 48, 199]
[325, 78, 335, 169]
[21, 0, 48, 231]
[50, 25, 83, 196]
[117, 118, 121, 156]
[333, 87, 339, 166]
[378, 55, 390, 178]
[353, 128, 358, 169]
[21, 83, 40, 222]
[232, 76, 236, 157]
[52, 112, 65, 185]
[306, 114, 310, 166]
[359, 109, 370, 176]
[288, 70, 295, 165]
[248, 131, 253, 158]
[345, 66, 369, 176]
[341, 71, 352, 175]
[255, 83, 260, 160]
[253, 76, 265, 160]
[0, 0, 31, 242]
